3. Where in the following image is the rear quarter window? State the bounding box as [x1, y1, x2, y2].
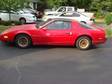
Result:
[80, 22, 94, 29]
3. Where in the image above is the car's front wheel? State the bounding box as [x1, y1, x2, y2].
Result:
[19, 18, 26, 24]
[76, 36, 92, 50]
[15, 34, 32, 48]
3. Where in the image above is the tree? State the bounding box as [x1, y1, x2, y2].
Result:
[37, 0, 48, 12]
[90, 0, 112, 11]
[46, 0, 92, 10]
[0, 0, 28, 21]
[47, 0, 68, 8]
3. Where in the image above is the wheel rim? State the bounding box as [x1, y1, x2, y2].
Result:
[79, 39, 89, 49]
[20, 19, 25, 24]
[17, 37, 28, 47]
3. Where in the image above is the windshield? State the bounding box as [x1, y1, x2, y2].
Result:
[36, 19, 51, 28]
[23, 9, 31, 13]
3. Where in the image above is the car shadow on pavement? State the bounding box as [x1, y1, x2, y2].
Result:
[0, 38, 111, 60]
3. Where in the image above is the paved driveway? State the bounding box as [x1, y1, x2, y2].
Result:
[0, 38, 112, 84]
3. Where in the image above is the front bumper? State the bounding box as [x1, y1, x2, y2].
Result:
[0, 34, 1, 41]
[0, 34, 5, 42]
[0, 34, 10, 42]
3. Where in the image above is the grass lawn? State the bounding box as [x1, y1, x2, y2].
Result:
[0, 25, 10, 33]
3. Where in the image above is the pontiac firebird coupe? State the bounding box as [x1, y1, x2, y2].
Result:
[0, 19, 106, 50]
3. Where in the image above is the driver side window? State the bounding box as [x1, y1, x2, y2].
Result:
[46, 20, 71, 30]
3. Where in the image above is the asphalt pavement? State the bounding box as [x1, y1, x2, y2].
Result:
[0, 38, 112, 84]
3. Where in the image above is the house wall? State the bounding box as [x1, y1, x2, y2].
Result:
[28, 2, 38, 10]
[28, 0, 38, 10]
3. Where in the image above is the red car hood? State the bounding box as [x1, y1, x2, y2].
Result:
[4, 24, 36, 33]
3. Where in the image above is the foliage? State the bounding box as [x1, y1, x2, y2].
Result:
[95, 11, 106, 18]
[106, 28, 112, 37]
[47, 0, 68, 8]
[0, 0, 27, 11]
[36, 0, 92, 10]
[36, 0, 112, 12]
[90, 0, 112, 12]
[68, 0, 91, 10]
[0, 25, 9, 33]
[37, 0, 48, 11]
[105, 13, 112, 25]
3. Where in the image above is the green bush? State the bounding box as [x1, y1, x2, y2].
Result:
[0, 21, 12, 26]
[105, 13, 112, 25]
[0, 21, 22, 26]
[13, 21, 22, 25]
[95, 12, 102, 18]
[95, 11, 105, 19]
[106, 28, 112, 37]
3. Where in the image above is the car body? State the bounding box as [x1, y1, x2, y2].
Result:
[45, 6, 75, 16]
[45, 6, 94, 19]
[0, 19, 106, 50]
[43, 12, 94, 24]
[0, 10, 37, 24]
[22, 8, 38, 18]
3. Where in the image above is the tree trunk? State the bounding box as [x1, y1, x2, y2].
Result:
[9, 13, 11, 21]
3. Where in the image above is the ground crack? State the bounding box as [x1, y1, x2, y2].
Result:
[15, 58, 22, 84]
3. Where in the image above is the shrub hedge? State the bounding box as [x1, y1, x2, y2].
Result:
[105, 13, 112, 25]
[0, 21, 22, 26]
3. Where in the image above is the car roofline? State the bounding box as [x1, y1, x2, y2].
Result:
[39, 18, 78, 29]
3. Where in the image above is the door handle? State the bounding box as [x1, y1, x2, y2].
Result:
[66, 32, 70, 34]
[66, 32, 73, 35]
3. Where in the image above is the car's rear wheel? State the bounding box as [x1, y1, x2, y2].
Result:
[15, 34, 32, 48]
[19, 18, 26, 24]
[76, 36, 92, 50]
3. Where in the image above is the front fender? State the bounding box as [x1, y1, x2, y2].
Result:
[12, 30, 32, 41]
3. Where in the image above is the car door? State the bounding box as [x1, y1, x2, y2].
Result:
[11, 11, 20, 21]
[0, 11, 9, 21]
[38, 20, 74, 45]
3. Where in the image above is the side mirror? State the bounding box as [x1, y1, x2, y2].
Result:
[42, 27, 47, 31]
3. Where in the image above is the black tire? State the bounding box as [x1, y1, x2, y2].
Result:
[76, 36, 92, 50]
[15, 34, 32, 48]
[19, 18, 26, 24]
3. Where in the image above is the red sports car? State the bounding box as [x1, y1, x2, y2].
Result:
[0, 18, 106, 50]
